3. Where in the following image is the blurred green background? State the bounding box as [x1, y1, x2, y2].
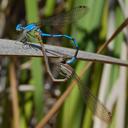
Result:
[0, 0, 128, 128]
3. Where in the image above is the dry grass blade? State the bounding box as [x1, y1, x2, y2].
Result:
[0, 39, 127, 66]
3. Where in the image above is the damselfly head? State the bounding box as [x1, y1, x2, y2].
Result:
[16, 24, 23, 31]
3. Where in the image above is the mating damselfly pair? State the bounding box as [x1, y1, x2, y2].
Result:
[15, 5, 119, 124]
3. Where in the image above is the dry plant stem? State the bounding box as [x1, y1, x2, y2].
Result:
[9, 58, 20, 128]
[98, 18, 128, 53]
[36, 18, 128, 127]
[0, 39, 128, 66]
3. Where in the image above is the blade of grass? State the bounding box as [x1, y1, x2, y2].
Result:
[25, 0, 44, 124]
[114, 6, 126, 128]
[43, 0, 56, 16]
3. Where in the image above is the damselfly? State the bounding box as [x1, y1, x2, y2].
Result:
[59, 62, 112, 123]
[34, 31, 112, 123]
[16, 5, 88, 64]
[34, 31, 72, 82]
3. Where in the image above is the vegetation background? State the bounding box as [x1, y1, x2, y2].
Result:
[0, 0, 127, 128]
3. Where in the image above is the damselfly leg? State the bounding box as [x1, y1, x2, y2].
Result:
[34, 31, 72, 82]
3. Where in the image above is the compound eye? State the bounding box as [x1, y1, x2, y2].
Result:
[16, 24, 22, 31]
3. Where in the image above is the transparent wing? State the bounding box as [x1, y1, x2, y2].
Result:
[73, 73, 112, 123]
[59, 63, 112, 123]
[38, 5, 88, 26]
